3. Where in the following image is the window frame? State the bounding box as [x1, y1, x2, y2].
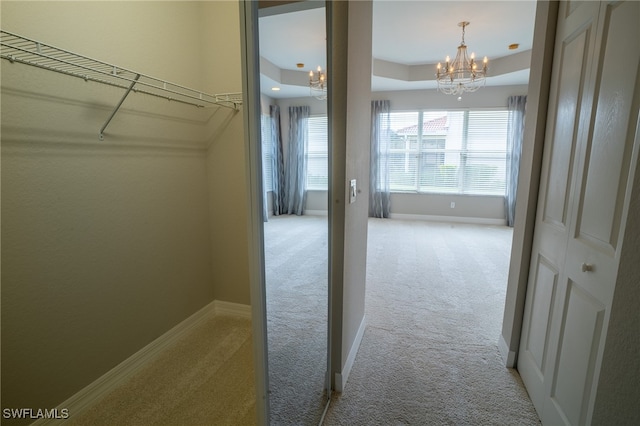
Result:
[388, 108, 508, 196]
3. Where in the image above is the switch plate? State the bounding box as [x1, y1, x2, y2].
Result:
[349, 179, 357, 204]
[450, 202, 456, 208]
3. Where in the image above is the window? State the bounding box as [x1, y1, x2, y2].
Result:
[306, 115, 328, 190]
[388, 110, 508, 195]
[263, 113, 328, 192]
[261, 114, 273, 192]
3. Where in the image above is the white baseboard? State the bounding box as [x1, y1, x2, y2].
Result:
[389, 213, 507, 226]
[499, 335, 517, 367]
[334, 315, 367, 393]
[213, 300, 252, 319]
[35, 300, 250, 425]
[304, 209, 328, 216]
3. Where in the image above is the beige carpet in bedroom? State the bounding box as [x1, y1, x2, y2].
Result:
[66, 314, 256, 426]
[322, 218, 540, 425]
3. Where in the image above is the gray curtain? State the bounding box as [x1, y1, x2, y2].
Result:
[505, 95, 527, 227]
[261, 114, 269, 222]
[270, 105, 286, 216]
[285, 106, 309, 215]
[369, 100, 391, 218]
[263, 179, 269, 222]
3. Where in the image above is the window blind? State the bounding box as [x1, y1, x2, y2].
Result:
[260, 114, 273, 192]
[388, 110, 508, 195]
[464, 110, 509, 195]
[307, 115, 328, 190]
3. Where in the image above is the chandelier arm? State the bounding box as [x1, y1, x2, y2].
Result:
[309, 67, 327, 100]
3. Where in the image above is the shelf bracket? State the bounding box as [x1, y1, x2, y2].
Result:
[99, 73, 141, 140]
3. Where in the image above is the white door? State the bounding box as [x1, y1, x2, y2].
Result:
[518, 1, 640, 425]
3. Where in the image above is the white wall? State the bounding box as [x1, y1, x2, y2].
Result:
[390, 193, 505, 223]
[327, 0, 373, 390]
[1, 0, 247, 414]
[201, 1, 251, 304]
[375, 84, 529, 110]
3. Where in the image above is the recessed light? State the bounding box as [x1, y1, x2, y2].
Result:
[271, 87, 281, 91]
[509, 43, 520, 50]
[296, 63, 304, 68]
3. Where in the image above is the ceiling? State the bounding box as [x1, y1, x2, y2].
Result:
[258, 0, 537, 99]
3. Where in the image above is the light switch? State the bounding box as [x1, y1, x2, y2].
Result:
[349, 179, 357, 204]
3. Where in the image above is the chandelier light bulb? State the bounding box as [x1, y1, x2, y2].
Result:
[309, 65, 327, 100]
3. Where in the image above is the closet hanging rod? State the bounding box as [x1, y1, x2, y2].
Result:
[0, 30, 243, 108]
[0, 30, 243, 139]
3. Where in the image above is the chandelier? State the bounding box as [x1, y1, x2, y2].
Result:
[309, 66, 327, 100]
[436, 21, 488, 95]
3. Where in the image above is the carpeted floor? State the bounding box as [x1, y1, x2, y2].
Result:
[66, 314, 256, 426]
[264, 215, 329, 425]
[323, 218, 540, 425]
[66, 216, 540, 426]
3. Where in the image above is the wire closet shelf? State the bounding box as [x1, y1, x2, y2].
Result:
[0, 30, 243, 139]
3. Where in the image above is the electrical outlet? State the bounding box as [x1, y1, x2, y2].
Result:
[450, 202, 456, 208]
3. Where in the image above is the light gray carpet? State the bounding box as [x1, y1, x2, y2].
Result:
[323, 218, 540, 425]
[66, 315, 256, 426]
[264, 215, 329, 425]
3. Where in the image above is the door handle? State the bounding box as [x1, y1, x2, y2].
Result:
[581, 263, 594, 272]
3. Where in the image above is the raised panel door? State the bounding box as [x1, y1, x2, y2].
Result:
[519, 1, 640, 424]
[547, 1, 640, 424]
[517, 1, 600, 415]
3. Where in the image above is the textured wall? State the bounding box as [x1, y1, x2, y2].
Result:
[591, 114, 640, 425]
[200, 1, 251, 304]
[1, 0, 247, 416]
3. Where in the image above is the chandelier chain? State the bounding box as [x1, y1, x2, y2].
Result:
[461, 22, 466, 45]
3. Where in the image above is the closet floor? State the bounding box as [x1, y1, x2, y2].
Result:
[67, 314, 256, 425]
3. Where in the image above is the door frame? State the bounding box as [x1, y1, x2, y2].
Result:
[238, 1, 269, 424]
[239, 2, 332, 425]
[499, 0, 560, 368]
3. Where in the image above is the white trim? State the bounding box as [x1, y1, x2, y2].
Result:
[334, 315, 367, 393]
[389, 213, 507, 226]
[499, 335, 517, 368]
[33, 300, 250, 425]
[304, 209, 329, 216]
[213, 300, 252, 319]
